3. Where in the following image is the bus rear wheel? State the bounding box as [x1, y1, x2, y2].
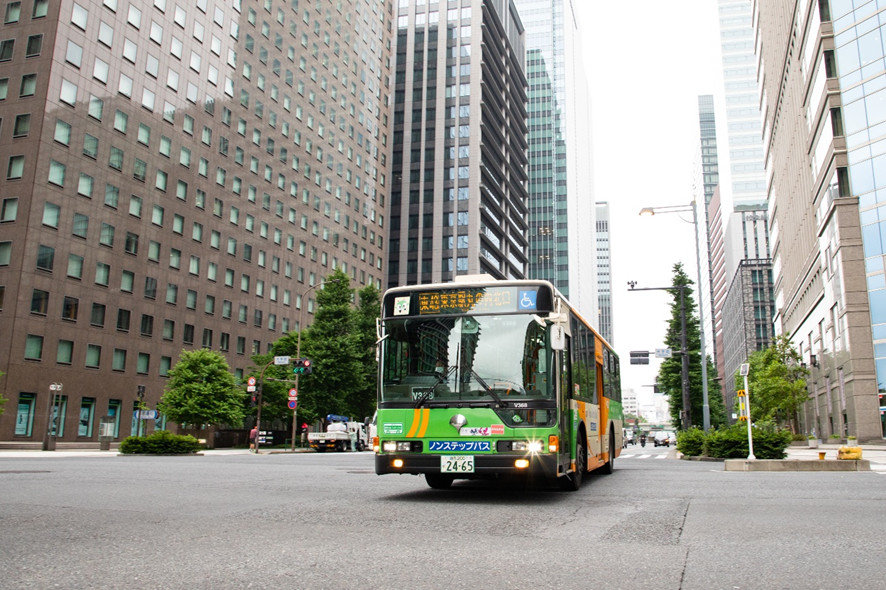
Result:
[425, 473, 454, 489]
[602, 431, 615, 474]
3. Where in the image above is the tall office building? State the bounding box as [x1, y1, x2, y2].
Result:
[714, 1, 774, 406]
[757, 0, 881, 440]
[513, 0, 596, 320]
[696, 95, 719, 375]
[707, 188, 727, 387]
[0, 0, 393, 442]
[595, 202, 612, 343]
[721, 206, 773, 418]
[718, 0, 767, 208]
[387, 0, 529, 286]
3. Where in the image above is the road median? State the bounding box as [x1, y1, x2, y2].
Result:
[724, 459, 870, 471]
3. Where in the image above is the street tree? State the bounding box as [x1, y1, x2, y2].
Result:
[349, 282, 381, 421]
[656, 263, 727, 430]
[157, 349, 245, 433]
[299, 269, 361, 423]
[735, 335, 808, 432]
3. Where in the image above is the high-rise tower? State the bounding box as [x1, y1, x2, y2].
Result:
[387, 0, 529, 286]
[513, 0, 596, 320]
[0, 0, 393, 441]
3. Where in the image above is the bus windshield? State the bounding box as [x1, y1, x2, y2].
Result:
[380, 314, 552, 405]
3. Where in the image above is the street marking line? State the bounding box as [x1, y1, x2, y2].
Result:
[655, 454, 666, 459]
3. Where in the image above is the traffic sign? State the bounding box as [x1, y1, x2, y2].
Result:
[247, 376, 257, 386]
[654, 348, 672, 358]
[287, 400, 297, 410]
[289, 388, 297, 397]
[247, 385, 256, 392]
[274, 356, 291, 366]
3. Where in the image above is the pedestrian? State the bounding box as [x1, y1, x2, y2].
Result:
[249, 426, 258, 450]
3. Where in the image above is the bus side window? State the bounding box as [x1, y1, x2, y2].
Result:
[559, 338, 572, 400]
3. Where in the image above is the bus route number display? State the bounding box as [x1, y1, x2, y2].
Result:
[416, 287, 526, 315]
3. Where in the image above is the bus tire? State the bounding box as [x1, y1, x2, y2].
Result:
[425, 473, 454, 489]
[559, 437, 585, 491]
[603, 430, 615, 474]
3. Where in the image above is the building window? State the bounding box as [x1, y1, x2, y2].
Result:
[24, 334, 43, 360]
[0, 197, 17, 222]
[62, 296, 79, 321]
[36, 245, 54, 271]
[112, 348, 127, 371]
[30, 289, 49, 315]
[77, 397, 95, 436]
[85, 345, 101, 368]
[14, 393, 36, 436]
[95, 262, 110, 286]
[25, 34, 42, 57]
[67, 254, 83, 279]
[13, 113, 30, 137]
[140, 314, 153, 336]
[57, 340, 74, 365]
[7, 154, 24, 179]
[90, 303, 106, 327]
[116, 309, 131, 332]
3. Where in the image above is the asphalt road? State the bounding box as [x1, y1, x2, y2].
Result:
[1, 448, 885, 589]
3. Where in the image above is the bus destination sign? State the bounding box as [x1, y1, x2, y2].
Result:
[386, 284, 554, 318]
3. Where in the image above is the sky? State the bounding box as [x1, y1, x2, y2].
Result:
[572, 1, 726, 404]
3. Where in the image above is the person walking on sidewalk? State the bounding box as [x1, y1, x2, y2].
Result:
[249, 426, 258, 451]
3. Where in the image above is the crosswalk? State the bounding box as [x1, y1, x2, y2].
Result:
[619, 453, 668, 459]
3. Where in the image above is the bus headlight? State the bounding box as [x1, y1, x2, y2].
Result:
[382, 441, 412, 452]
[512, 441, 543, 453]
[382, 441, 397, 452]
[392, 459, 404, 468]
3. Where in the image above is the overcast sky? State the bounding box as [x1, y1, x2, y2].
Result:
[573, 1, 726, 403]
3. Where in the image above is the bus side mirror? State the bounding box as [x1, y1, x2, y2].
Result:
[550, 325, 566, 351]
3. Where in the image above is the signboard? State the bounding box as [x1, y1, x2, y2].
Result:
[137, 410, 158, 420]
[288, 388, 298, 398]
[274, 356, 291, 365]
[654, 348, 672, 358]
[385, 285, 554, 318]
[287, 400, 297, 410]
[247, 385, 256, 392]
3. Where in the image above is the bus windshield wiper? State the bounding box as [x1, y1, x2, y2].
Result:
[414, 367, 455, 408]
[469, 369, 506, 408]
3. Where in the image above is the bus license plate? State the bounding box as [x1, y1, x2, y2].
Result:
[441, 455, 474, 473]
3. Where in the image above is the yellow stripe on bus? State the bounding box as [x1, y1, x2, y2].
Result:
[406, 408, 421, 438]
[417, 409, 430, 437]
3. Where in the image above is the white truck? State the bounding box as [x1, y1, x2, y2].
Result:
[308, 418, 371, 452]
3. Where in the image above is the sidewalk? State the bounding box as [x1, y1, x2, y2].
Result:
[786, 444, 886, 471]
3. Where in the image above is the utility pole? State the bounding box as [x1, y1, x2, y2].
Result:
[628, 282, 691, 430]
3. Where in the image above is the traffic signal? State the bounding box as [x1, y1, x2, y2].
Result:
[630, 351, 650, 365]
[292, 358, 313, 375]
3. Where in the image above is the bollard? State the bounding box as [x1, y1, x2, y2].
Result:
[818, 451, 826, 460]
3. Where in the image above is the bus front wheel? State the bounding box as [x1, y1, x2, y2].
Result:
[425, 473, 454, 489]
[559, 437, 585, 491]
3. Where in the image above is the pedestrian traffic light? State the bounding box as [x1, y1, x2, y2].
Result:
[292, 358, 313, 375]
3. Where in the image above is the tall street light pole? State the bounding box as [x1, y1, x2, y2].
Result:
[639, 203, 711, 431]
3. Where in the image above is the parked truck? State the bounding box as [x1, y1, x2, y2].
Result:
[307, 414, 372, 452]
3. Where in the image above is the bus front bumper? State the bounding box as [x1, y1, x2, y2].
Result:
[375, 453, 560, 477]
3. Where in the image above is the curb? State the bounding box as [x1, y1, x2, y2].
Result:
[724, 459, 871, 472]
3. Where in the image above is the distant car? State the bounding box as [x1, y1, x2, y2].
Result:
[623, 429, 635, 447]
[653, 431, 670, 447]
[667, 432, 677, 445]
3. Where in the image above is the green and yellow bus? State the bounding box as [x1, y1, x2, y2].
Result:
[374, 277, 622, 490]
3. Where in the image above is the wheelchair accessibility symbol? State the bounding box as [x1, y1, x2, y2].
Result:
[518, 290, 537, 310]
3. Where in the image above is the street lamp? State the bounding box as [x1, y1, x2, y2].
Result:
[639, 202, 711, 431]
[628, 282, 691, 431]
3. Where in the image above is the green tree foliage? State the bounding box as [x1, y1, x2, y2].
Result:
[248, 331, 303, 426]
[656, 263, 727, 430]
[299, 269, 362, 422]
[157, 349, 244, 431]
[350, 283, 380, 421]
[735, 335, 808, 432]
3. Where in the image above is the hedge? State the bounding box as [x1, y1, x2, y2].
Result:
[678, 421, 792, 460]
[119, 430, 203, 455]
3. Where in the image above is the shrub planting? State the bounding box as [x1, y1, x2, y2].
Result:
[119, 430, 203, 455]
[676, 427, 706, 457]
